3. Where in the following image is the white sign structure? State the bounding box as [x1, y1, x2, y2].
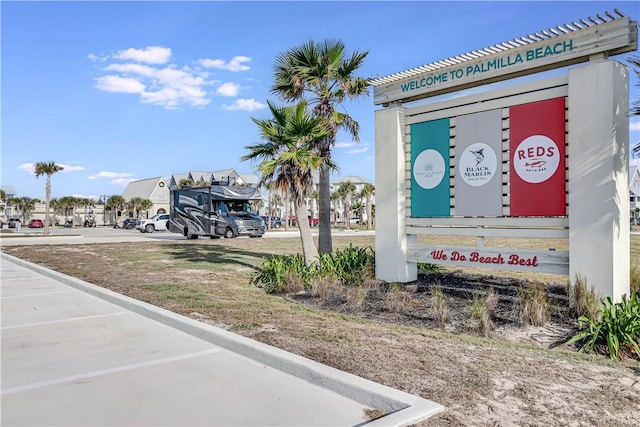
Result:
[373, 11, 637, 302]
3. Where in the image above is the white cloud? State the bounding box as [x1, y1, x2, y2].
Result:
[198, 55, 251, 71]
[95, 75, 145, 94]
[347, 147, 368, 154]
[335, 141, 358, 148]
[216, 82, 240, 97]
[19, 163, 35, 173]
[222, 98, 266, 111]
[114, 46, 171, 64]
[104, 63, 156, 77]
[363, 156, 375, 162]
[92, 47, 254, 109]
[631, 121, 640, 131]
[57, 164, 85, 172]
[88, 171, 135, 180]
[111, 178, 136, 186]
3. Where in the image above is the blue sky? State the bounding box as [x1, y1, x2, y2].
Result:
[2, 1, 639, 200]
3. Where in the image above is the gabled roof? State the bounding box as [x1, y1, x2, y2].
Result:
[334, 175, 373, 186]
[122, 177, 164, 200]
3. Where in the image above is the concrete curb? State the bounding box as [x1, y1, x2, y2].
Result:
[1, 252, 444, 426]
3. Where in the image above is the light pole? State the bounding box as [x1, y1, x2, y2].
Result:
[101, 195, 108, 227]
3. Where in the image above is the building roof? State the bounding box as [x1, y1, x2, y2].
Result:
[122, 177, 164, 200]
[333, 175, 373, 186]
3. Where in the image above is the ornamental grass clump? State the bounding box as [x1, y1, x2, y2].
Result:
[251, 254, 310, 294]
[517, 284, 550, 326]
[384, 283, 413, 313]
[430, 284, 450, 328]
[566, 293, 640, 360]
[570, 275, 600, 321]
[467, 288, 498, 337]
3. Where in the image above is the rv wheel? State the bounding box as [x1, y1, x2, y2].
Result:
[224, 228, 235, 239]
[186, 229, 198, 240]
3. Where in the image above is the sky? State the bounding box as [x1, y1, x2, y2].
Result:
[2, 0, 639, 200]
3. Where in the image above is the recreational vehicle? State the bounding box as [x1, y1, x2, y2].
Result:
[168, 184, 265, 239]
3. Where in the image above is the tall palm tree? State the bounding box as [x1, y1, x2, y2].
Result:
[243, 100, 333, 266]
[272, 39, 370, 254]
[138, 198, 154, 218]
[335, 181, 356, 230]
[34, 161, 64, 236]
[360, 183, 375, 230]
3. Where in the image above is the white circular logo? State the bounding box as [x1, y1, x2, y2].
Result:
[413, 149, 446, 190]
[513, 135, 560, 184]
[459, 143, 497, 187]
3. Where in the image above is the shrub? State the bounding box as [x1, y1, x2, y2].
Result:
[570, 275, 600, 321]
[251, 254, 309, 294]
[566, 293, 640, 360]
[430, 284, 450, 328]
[517, 284, 550, 326]
[316, 245, 375, 287]
[418, 262, 444, 273]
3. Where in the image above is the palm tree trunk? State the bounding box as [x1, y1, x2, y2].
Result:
[44, 176, 51, 236]
[366, 195, 373, 230]
[294, 202, 318, 266]
[318, 165, 332, 253]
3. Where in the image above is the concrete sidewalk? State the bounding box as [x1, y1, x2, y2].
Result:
[1, 253, 443, 426]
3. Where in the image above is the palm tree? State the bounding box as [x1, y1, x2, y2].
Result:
[243, 100, 333, 265]
[138, 198, 154, 218]
[360, 183, 375, 230]
[335, 181, 356, 230]
[272, 39, 370, 254]
[106, 195, 126, 225]
[34, 161, 64, 236]
[15, 197, 37, 225]
[178, 178, 194, 188]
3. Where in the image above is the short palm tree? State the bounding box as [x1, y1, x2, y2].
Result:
[272, 38, 370, 254]
[243, 100, 333, 266]
[360, 183, 375, 230]
[106, 195, 126, 224]
[34, 161, 64, 236]
[335, 181, 356, 230]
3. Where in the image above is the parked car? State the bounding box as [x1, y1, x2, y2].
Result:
[261, 216, 284, 229]
[136, 214, 170, 233]
[122, 218, 140, 229]
[8, 218, 20, 229]
[308, 216, 319, 227]
[28, 219, 44, 228]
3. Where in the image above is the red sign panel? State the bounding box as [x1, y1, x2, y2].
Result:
[509, 98, 566, 216]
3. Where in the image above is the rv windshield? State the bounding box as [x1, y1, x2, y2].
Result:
[223, 201, 255, 215]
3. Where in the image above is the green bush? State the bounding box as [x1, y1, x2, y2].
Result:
[251, 254, 309, 293]
[566, 293, 640, 360]
[252, 245, 375, 293]
[316, 245, 375, 287]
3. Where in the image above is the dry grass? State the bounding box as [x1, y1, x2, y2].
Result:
[430, 284, 450, 328]
[467, 288, 498, 337]
[570, 275, 600, 321]
[517, 284, 550, 326]
[384, 284, 414, 313]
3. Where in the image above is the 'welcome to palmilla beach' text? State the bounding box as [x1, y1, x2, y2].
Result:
[401, 40, 573, 92]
